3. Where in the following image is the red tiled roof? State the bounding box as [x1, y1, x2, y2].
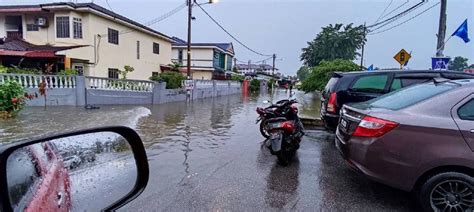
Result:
[0, 38, 86, 58]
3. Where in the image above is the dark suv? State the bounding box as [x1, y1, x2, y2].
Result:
[320, 70, 474, 130]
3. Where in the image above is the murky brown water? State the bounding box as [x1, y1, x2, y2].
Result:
[0, 90, 320, 144]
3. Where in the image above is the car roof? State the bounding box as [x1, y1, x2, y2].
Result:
[334, 69, 472, 77]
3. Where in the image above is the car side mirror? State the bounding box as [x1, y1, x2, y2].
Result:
[0, 126, 149, 212]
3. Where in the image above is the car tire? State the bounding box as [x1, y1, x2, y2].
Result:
[418, 172, 474, 212]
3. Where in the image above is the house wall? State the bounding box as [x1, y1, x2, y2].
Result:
[172, 47, 214, 68]
[192, 70, 213, 80]
[0, 10, 172, 81]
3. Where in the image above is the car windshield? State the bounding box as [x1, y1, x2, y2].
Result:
[364, 82, 457, 110]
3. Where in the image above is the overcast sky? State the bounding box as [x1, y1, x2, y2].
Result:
[2, 0, 473, 75]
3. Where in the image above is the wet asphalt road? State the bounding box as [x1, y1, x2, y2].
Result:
[1, 90, 417, 211]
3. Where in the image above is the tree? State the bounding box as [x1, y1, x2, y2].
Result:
[120, 65, 135, 79]
[468, 64, 474, 69]
[169, 62, 181, 72]
[448, 56, 469, 71]
[301, 24, 366, 67]
[300, 59, 360, 92]
[296, 66, 311, 81]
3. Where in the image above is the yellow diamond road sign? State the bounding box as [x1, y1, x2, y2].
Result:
[393, 49, 412, 66]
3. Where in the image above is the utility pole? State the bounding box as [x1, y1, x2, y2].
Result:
[436, 0, 447, 57]
[272, 54, 276, 92]
[248, 60, 251, 73]
[186, 0, 193, 79]
[360, 23, 366, 70]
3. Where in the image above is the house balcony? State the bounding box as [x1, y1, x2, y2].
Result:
[7, 31, 23, 39]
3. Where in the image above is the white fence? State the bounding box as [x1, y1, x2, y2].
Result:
[195, 80, 213, 88]
[86, 76, 154, 92]
[0, 74, 76, 88]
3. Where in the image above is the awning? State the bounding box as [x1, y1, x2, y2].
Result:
[0, 38, 87, 58]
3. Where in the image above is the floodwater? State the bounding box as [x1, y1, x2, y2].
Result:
[0, 90, 414, 211]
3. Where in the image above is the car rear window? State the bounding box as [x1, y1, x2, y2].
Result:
[390, 78, 432, 91]
[458, 99, 474, 121]
[324, 77, 339, 92]
[366, 83, 456, 110]
[350, 74, 388, 93]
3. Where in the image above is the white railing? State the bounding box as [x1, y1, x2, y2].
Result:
[230, 82, 241, 88]
[0, 74, 76, 88]
[86, 76, 154, 92]
[194, 80, 213, 88]
[215, 80, 229, 87]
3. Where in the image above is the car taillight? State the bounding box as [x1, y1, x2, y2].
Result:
[352, 116, 398, 137]
[327, 92, 337, 113]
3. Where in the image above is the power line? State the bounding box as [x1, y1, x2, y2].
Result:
[105, 0, 113, 11]
[368, 2, 440, 35]
[374, 0, 394, 24]
[367, 0, 426, 29]
[99, 3, 186, 37]
[379, 0, 410, 20]
[195, 3, 273, 57]
[368, 0, 427, 32]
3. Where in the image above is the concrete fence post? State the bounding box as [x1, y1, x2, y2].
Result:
[212, 80, 217, 97]
[152, 82, 166, 104]
[76, 76, 86, 106]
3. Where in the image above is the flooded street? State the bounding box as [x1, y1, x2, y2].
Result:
[0, 90, 415, 211]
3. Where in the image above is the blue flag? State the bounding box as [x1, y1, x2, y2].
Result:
[367, 64, 374, 71]
[452, 19, 470, 43]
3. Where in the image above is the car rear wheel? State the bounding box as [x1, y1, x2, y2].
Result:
[419, 172, 474, 212]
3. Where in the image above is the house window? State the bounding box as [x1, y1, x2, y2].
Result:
[73, 17, 82, 39]
[153, 42, 160, 54]
[108, 28, 119, 45]
[73, 64, 84, 76]
[178, 50, 183, 64]
[108, 68, 119, 79]
[56, 16, 70, 38]
[26, 24, 39, 31]
[137, 41, 140, 59]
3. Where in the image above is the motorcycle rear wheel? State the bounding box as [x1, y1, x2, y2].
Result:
[260, 119, 270, 138]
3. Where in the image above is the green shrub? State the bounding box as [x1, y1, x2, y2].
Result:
[0, 81, 28, 118]
[250, 79, 260, 92]
[231, 74, 245, 82]
[301, 59, 360, 92]
[58, 68, 78, 75]
[149, 72, 186, 89]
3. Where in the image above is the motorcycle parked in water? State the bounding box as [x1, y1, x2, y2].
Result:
[256, 99, 295, 138]
[257, 99, 304, 165]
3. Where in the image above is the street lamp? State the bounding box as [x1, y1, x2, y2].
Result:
[186, 0, 217, 79]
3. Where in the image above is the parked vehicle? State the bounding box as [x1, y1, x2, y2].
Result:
[262, 99, 304, 165]
[321, 70, 474, 130]
[79, 150, 96, 163]
[335, 79, 474, 211]
[256, 99, 297, 138]
[7, 143, 72, 211]
[63, 155, 82, 170]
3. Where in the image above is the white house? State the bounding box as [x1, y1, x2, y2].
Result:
[171, 37, 234, 80]
[0, 2, 173, 80]
[236, 63, 279, 76]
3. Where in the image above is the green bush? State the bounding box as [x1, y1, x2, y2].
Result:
[58, 68, 78, 75]
[250, 79, 260, 92]
[149, 72, 186, 89]
[231, 74, 245, 82]
[301, 59, 360, 92]
[0, 81, 28, 118]
[2, 66, 40, 74]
